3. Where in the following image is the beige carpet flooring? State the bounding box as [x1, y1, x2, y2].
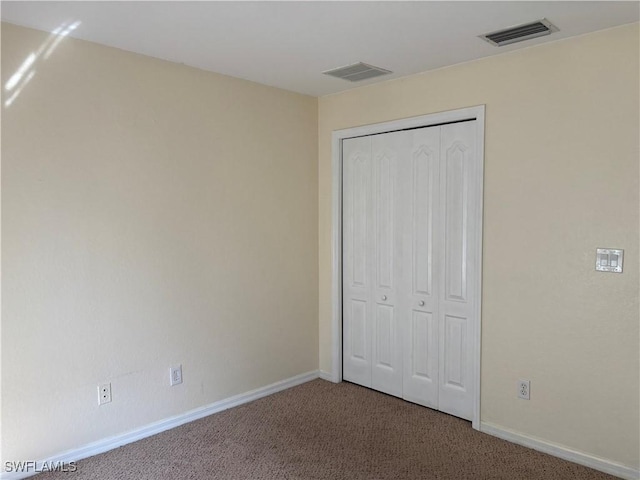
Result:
[38, 379, 618, 479]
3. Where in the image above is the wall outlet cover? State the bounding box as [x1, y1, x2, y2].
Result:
[98, 383, 112, 405]
[517, 379, 530, 400]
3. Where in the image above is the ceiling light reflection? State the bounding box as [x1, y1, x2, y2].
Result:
[3, 20, 81, 108]
[5, 70, 35, 107]
[5, 53, 36, 91]
[44, 21, 81, 59]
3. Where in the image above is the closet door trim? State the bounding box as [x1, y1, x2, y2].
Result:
[330, 105, 485, 430]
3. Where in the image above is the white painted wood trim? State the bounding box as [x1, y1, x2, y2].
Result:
[332, 106, 483, 139]
[481, 422, 640, 480]
[330, 106, 486, 429]
[319, 370, 334, 381]
[331, 129, 343, 385]
[471, 107, 485, 431]
[1, 371, 320, 480]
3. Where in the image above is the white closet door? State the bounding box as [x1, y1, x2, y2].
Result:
[342, 136, 373, 388]
[399, 127, 441, 409]
[437, 121, 477, 421]
[370, 132, 403, 397]
[342, 120, 479, 422]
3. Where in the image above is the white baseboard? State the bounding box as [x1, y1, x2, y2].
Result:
[9, 379, 635, 480]
[319, 370, 335, 381]
[480, 422, 639, 480]
[2, 370, 320, 480]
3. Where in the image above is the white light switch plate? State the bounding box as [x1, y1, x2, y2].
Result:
[596, 248, 623, 273]
[170, 365, 183, 386]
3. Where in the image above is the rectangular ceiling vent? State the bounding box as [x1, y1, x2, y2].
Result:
[323, 62, 392, 82]
[480, 18, 558, 47]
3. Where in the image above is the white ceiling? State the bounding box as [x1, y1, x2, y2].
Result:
[1, 1, 638, 97]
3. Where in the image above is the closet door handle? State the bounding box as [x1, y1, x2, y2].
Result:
[381, 295, 387, 301]
[419, 300, 425, 306]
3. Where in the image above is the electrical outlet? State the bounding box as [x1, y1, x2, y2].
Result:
[170, 365, 183, 386]
[517, 379, 530, 400]
[98, 383, 112, 405]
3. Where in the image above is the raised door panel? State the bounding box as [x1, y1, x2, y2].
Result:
[403, 309, 439, 408]
[401, 127, 440, 408]
[443, 314, 467, 390]
[412, 144, 437, 298]
[375, 305, 395, 368]
[411, 311, 433, 378]
[349, 299, 368, 361]
[349, 150, 370, 289]
[376, 150, 394, 291]
[438, 121, 477, 421]
[342, 136, 373, 388]
[443, 141, 468, 303]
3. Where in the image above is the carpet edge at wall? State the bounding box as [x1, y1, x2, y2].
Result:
[0, 370, 321, 480]
[480, 422, 639, 480]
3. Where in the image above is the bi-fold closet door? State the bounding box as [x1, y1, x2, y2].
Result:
[342, 121, 478, 421]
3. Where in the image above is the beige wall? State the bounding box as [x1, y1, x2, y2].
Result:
[2, 18, 639, 473]
[318, 24, 639, 469]
[1, 23, 318, 462]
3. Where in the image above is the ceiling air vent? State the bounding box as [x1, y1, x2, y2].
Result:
[323, 62, 392, 82]
[480, 18, 558, 47]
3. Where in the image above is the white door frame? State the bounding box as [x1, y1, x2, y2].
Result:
[330, 105, 485, 430]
